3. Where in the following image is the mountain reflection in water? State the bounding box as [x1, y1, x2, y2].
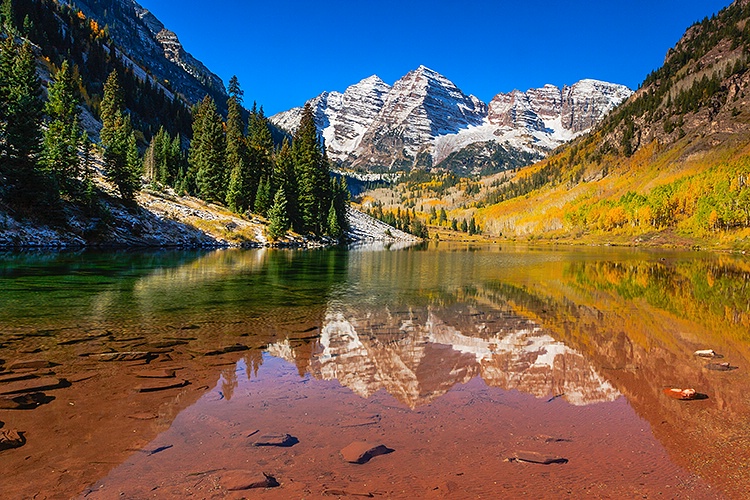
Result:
[1, 245, 749, 498]
[268, 305, 620, 408]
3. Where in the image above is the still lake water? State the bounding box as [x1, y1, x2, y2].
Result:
[1, 244, 749, 498]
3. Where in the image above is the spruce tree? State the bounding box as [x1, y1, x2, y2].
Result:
[292, 103, 330, 234]
[254, 175, 271, 216]
[1, 0, 15, 34]
[267, 188, 290, 240]
[101, 71, 140, 199]
[225, 77, 250, 212]
[42, 60, 83, 196]
[247, 103, 274, 210]
[274, 138, 298, 230]
[100, 70, 124, 148]
[190, 96, 226, 202]
[3, 40, 44, 201]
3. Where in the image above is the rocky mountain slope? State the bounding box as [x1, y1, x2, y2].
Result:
[65, 0, 227, 106]
[271, 66, 631, 175]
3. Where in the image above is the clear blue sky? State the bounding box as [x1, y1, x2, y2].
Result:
[140, 0, 732, 115]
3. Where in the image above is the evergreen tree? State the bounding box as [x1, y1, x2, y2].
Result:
[273, 138, 298, 229]
[1, 0, 15, 34]
[42, 60, 83, 196]
[104, 113, 140, 200]
[327, 201, 342, 239]
[254, 175, 271, 216]
[2, 40, 44, 201]
[190, 96, 226, 202]
[225, 77, 251, 212]
[100, 70, 124, 148]
[247, 103, 275, 210]
[267, 188, 290, 239]
[292, 103, 330, 234]
[468, 216, 478, 235]
[101, 71, 139, 199]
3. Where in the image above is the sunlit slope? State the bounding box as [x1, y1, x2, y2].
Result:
[476, 1, 750, 248]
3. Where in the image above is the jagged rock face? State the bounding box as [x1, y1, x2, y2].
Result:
[272, 76, 392, 163]
[488, 80, 633, 134]
[70, 0, 227, 105]
[271, 67, 631, 173]
[488, 89, 547, 131]
[561, 79, 634, 132]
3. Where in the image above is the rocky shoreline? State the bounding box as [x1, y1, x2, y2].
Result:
[0, 189, 419, 251]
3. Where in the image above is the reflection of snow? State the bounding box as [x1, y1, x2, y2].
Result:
[267, 308, 620, 408]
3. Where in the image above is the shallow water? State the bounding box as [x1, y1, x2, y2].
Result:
[1, 244, 748, 498]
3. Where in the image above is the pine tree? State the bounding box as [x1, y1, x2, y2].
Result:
[100, 70, 124, 148]
[101, 71, 140, 199]
[292, 103, 330, 234]
[104, 113, 140, 200]
[254, 175, 271, 216]
[1, 0, 15, 34]
[42, 60, 83, 196]
[190, 96, 226, 202]
[327, 201, 342, 239]
[2, 40, 44, 201]
[273, 138, 298, 229]
[225, 77, 250, 212]
[247, 103, 275, 210]
[468, 216, 477, 235]
[267, 188, 290, 240]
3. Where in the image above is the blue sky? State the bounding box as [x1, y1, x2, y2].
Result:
[141, 0, 732, 115]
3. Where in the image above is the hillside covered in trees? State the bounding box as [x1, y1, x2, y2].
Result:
[0, 0, 350, 246]
[468, 0, 750, 249]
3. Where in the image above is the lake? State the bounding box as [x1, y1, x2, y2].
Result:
[1, 244, 748, 498]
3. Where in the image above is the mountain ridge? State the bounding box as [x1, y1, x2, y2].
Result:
[271, 67, 632, 175]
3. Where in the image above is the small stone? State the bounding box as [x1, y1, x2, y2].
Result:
[127, 412, 159, 420]
[0, 428, 25, 451]
[340, 441, 394, 464]
[253, 433, 298, 447]
[694, 349, 722, 358]
[506, 451, 568, 464]
[705, 362, 736, 371]
[135, 379, 189, 393]
[222, 471, 280, 490]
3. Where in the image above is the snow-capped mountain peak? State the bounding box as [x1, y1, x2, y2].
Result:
[270, 69, 632, 174]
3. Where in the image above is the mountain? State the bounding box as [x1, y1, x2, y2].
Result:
[63, 0, 227, 106]
[271, 66, 631, 175]
[471, 0, 750, 247]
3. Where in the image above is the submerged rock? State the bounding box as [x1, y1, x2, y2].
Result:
[222, 471, 280, 490]
[253, 433, 299, 447]
[8, 359, 55, 370]
[0, 428, 25, 451]
[506, 451, 568, 464]
[0, 377, 70, 395]
[0, 392, 54, 409]
[135, 379, 189, 393]
[340, 441, 394, 464]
